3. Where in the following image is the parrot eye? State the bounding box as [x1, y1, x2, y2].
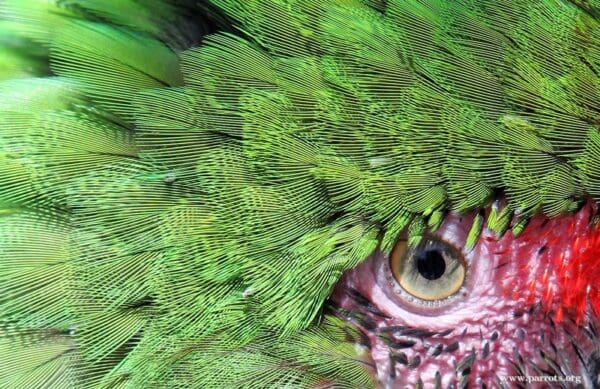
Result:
[389, 237, 466, 304]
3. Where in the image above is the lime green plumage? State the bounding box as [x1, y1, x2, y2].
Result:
[0, 0, 598, 387]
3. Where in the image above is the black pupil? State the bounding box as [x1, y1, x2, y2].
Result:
[415, 249, 446, 280]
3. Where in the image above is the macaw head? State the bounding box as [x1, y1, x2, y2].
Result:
[0, 0, 599, 388]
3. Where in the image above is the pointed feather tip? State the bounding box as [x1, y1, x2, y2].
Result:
[465, 211, 484, 251]
[486, 200, 513, 239]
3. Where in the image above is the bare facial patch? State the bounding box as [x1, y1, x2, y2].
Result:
[331, 205, 600, 388]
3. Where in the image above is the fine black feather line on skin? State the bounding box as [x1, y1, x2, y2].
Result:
[438, 328, 454, 337]
[434, 371, 442, 389]
[377, 326, 408, 333]
[445, 342, 460, 353]
[333, 307, 378, 332]
[482, 342, 490, 359]
[395, 328, 438, 338]
[378, 336, 416, 350]
[430, 344, 444, 357]
[493, 261, 510, 270]
[456, 352, 476, 375]
[408, 355, 421, 369]
[390, 351, 408, 365]
[589, 321, 598, 338]
[538, 245, 547, 255]
[347, 287, 389, 318]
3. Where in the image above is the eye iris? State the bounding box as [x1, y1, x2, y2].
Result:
[416, 250, 446, 280]
[389, 237, 466, 303]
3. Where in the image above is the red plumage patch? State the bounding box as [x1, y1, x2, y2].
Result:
[557, 220, 600, 324]
[505, 203, 600, 325]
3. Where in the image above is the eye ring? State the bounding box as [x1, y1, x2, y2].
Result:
[389, 236, 467, 303]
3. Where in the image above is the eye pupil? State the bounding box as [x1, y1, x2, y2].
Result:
[416, 250, 446, 280]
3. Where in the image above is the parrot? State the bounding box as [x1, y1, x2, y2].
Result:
[0, 0, 599, 388]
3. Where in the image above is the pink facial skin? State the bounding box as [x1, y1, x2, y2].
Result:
[331, 204, 600, 388]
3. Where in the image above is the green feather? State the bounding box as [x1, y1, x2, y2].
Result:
[0, 0, 599, 387]
[465, 211, 484, 251]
